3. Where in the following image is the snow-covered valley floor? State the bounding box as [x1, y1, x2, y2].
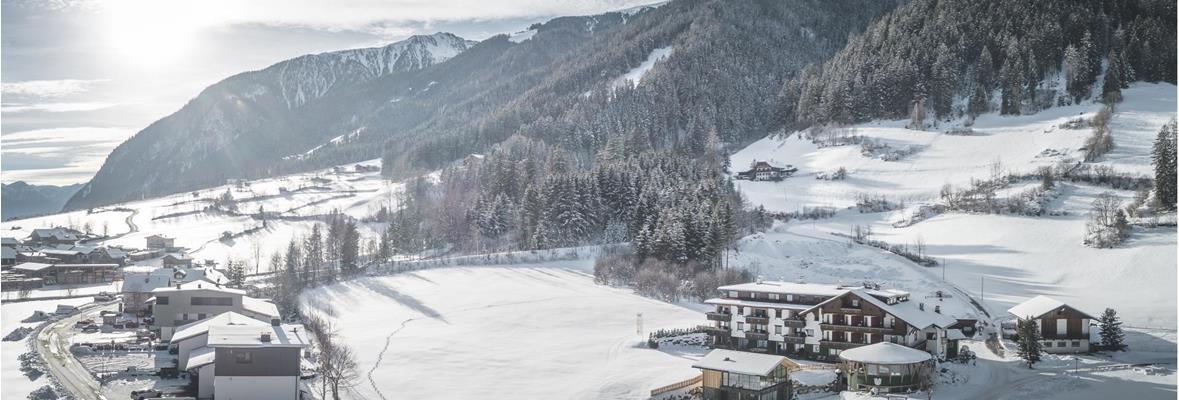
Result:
[299, 266, 707, 400]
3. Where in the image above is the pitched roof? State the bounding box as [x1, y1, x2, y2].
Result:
[1007, 295, 1095, 320]
[242, 296, 280, 318]
[183, 346, 216, 370]
[693, 349, 789, 376]
[803, 289, 956, 330]
[839, 342, 931, 364]
[171, 311, 270, 344]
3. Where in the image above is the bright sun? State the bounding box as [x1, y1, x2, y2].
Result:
[101, 0, 232, 68]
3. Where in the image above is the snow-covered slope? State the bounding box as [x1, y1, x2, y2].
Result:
[274, 33, 476, 109]
[3, 160, 413, 270]
[729, 83, 1177, 328]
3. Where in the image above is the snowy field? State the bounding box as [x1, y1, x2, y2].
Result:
[299, 266, 707, 400]
[1, 159, 406, 271]
[0, 297, 94, 399]
[729, 83, 1177, 328]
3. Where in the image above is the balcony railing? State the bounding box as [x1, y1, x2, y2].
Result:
[706, 312, 732, 322]
[745, 316, 769, 325]
[820, 340, 864, 350]
[820, 323, 893, 334]
[745, 330, 769, 340]
[782, 320, 805, 328]
[782, 336, 805, 344]
[703, 326, 731, 335]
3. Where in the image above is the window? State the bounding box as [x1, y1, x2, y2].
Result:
[768, 293, 780, 300]
[729, 291, 738, 298]
[234, 351, 252, 364]
[1045, 341, 1052, 347]
[927, 332, 936, 340]
[1072, 341, 1080, 347]
[775, 309, 782, 318]
[829, 348, 840, 355]
[1057, 319, 1067, 336]
[738, 307, 744, 315]
[1058, 341, 1066, 348]
[197, 313, 206, 320]
[737, 322, 745, 331]
[156, 296, 169, 305]
[191, 297, 233, 306]
[786, 294, 794, 302]
[774, 325, 782, 334]
[805, 329, 813, 337]
[851, 299, 860, 307]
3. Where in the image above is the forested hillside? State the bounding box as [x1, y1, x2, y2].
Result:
[786, 0, 1176, 127]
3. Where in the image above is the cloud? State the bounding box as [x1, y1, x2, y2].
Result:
[65, 0, 657, 37]
[1, 102, 119, 113]
[0, 126, 136, 185]
[1, 79, 109, 98]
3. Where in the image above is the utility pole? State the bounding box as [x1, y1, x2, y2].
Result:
[942, 258, 946, 281]
[980, 276, 985, 305]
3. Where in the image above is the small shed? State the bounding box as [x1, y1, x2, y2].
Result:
[838, 342, 933, 393]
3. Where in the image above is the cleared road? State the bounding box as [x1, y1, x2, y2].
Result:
[33, 300, 118, 400]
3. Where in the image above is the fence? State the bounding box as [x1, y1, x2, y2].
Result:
[649, 375, 702, 397]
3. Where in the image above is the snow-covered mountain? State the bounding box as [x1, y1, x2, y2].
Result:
[65, 33, 476, 211]
[273, 33, 476, 109]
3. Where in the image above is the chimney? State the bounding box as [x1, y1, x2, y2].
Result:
[934, 305, 941, 314]
[197, 283, 202, 289]
[918, 302, 925, 311]
[260, 332, 271, 342]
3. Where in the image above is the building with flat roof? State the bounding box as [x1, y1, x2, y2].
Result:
[176, 313, 307, 400]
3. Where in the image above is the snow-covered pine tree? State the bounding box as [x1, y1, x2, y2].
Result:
[1098, 308, 1126, 351]
[1153, 119, 1177, 209]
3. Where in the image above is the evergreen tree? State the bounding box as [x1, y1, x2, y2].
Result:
[1153, 119, 1178, 209]
[304, 224, 323, 285]
[284, 240, 303, 289]
[1102, 50, 1125, 104]
[226, 259, 247, 288]
[1016, 317, 1043, 368]
[1098, 308, 1126, 351]
[340, 220, 360, 276]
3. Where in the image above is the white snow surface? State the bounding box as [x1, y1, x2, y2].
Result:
[508, 29, 537, 43]
[1, 297, 94, 399]
[1, 159, 409, 272]
[299, 266, 706, 400]
[616, 46, 673, 88]
[837, 342, 931, 364]
[730, 83, 1177, 329]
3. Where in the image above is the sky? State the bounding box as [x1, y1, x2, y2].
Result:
[0, 0, 655, 186]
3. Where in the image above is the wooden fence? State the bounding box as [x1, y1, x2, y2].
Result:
[649, 374, 702, 397]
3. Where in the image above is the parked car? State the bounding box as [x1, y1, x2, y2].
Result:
[93, 293, 115, 302]
[54, 305, 77, 315]
[81, 325, 100, 333]
[130, 389, 162, 400]
[74, 319, 94, 328]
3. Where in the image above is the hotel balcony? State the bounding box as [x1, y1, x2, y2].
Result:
[745, 315, 769, 325]
[820, 323, 893, 334]
[820, 340, 864, 350]
[703, 325, 732, 335]
[782, 319, 805, 328]
[744, 330, 769, 341]
[706, 312, 732, 322]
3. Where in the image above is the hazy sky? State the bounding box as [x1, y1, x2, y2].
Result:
[0, 0, 654, 185]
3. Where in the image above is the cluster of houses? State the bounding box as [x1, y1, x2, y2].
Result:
[119, 254, 303, 399]
[691, 280, 1099, 398]
[1, 229, 200, 290]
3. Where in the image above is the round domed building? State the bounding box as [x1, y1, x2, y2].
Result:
[838, 342, 934, 393]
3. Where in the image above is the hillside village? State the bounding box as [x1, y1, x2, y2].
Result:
[1, 0, 1177, 399]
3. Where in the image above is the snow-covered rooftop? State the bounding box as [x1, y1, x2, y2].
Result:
[704, 297, 814, 311]
[1007, 295, 1094, 319]
[171, 311, 270, 344]
[692, 349, 788, 376]
[838, 342, 931, 364]
[183, 346, 216, 370]
[242, 296, 280, 318]
[207, 324, 308, 348]
[151, 279, 245, 295]
[718, 281, 850, 297]
[803, 289, 957, 330]
[13, 262, 53, 272]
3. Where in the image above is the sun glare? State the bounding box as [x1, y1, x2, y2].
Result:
[101, 0, 233, 68]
